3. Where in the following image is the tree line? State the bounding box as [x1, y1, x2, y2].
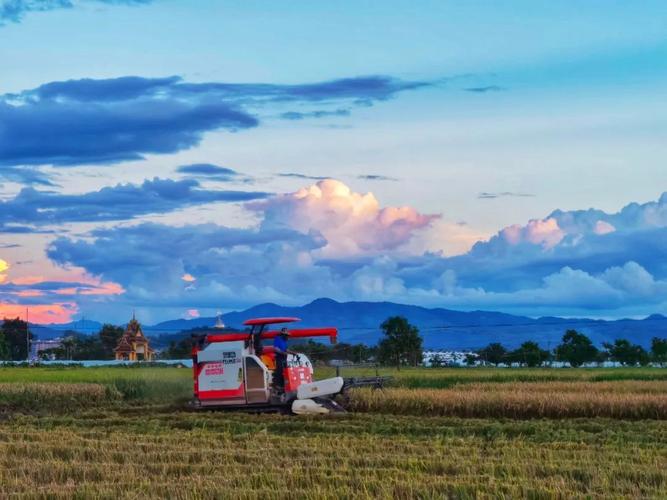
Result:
[0, 318, 126, 361]
[4, 314, 666, 367]
[475, 331, 667, 367]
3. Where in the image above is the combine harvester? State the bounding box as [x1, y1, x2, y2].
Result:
[191, 317, 386, 415]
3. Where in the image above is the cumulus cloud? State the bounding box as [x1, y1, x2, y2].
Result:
[36, 180, 667, 318]
[395, 192, 667, 303]
[0, 75, 430, 167]
[499, 217, 564, 249]
[47, 222, 331, 312]
[248, 179, 438, 258]
[44, 181, 440, 312]
[476, 192, 667, 258]
[594, 220, 616, 235]
[0, 177, 269, 225]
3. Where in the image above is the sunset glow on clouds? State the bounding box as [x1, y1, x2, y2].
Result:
[39, 179, 667, 321]
[0, 259, 7, 284]
[0, 301, 78, 324]
[3, 176, 667, 322]
[0, 256, 124, 323]
[250, 179, 438, 258]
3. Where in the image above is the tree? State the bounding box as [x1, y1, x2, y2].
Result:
[377, 316, 423, 368]
[555, 330, 598, 367]
[348, 343, 375, 364]
[510, 341, 550, 367]
[99, 324, 124, 358]
[464, 352, 478, 366]
[1, 318, 33, 361]
[651, 337, 667, 366]
[162, 337, 193, 359]
[604, 339, 650, 366]
[69, 333, 105, 360]
[61, 335, 77, 361]
[477, 343, 507, 366]
[429, 353, 445, 368]
[594, 349, 609, 366]
[0, 330, 9, 360]
[287, 340, 375, 364]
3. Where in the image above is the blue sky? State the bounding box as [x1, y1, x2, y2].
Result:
[0, 0, 666, 323]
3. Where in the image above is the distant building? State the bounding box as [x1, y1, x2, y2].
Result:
[214, 312, 225, 329]
[114, 313, 154, 361]
[31, 339, 63, 360]
[423, 350, 477, 367]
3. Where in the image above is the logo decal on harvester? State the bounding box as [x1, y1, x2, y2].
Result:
[222, 351, 240, 364]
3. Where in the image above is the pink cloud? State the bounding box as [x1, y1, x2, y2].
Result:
[15, 290, 45, 298]
[0, 302, 78, 324]
[9, 274, 124, 297]
[10, 276, 45, 286]
[594, 220, 616, 235]
[501, 217, 564, 249]
[249, 179, 438, 257]
[185, 309, 200, 319]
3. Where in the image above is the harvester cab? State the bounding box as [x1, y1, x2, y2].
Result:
[191, 317, 348, 414]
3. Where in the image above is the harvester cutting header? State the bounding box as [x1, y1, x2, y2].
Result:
[191, 317, 385, 414]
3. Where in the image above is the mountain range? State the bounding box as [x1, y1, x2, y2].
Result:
[28, 298, 667, 349]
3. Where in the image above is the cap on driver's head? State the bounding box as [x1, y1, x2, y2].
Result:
[280, 327, 290, 336]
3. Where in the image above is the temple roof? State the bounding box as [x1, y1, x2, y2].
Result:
[114, 335, 133, 353]
[114, 314, 154, 353]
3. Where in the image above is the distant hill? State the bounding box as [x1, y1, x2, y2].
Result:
[27, 299, 667, 349]
[29, 319, 103, 340]
[147, 298, 667, 349]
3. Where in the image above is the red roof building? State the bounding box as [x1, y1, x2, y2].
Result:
[114, 313, 154, 361]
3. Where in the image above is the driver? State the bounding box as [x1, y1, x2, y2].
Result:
[273, 327, 298, 392]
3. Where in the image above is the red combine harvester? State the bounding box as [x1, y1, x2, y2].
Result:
[191, 317, 385, 414]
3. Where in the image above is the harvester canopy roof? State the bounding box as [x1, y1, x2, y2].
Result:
[243, 317, 300, 326]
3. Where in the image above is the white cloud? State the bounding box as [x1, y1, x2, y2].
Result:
[248, 179, 438, 258]
[46, 185, 667, 319]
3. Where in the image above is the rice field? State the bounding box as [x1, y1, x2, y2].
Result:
[348, 382, 667, 419]
[1, 412, 665, 498]
[0, 365, 665, 498]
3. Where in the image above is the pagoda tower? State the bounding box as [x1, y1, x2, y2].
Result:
[114, 313, 155, 361]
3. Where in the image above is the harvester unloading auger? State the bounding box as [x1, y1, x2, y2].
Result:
[190, 317, 388, 415]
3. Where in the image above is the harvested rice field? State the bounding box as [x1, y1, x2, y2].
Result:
[0, 366, 665, 498]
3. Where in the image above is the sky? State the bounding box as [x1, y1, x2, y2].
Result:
[0, 0, 666, 324]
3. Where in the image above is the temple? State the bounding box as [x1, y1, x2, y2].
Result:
[114, 313, 155, 361]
